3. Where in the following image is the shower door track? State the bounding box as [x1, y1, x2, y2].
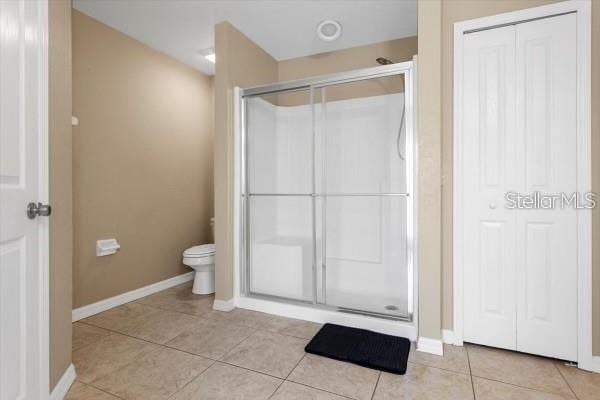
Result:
[236, 60, 417, 326]
[244, 193, 410, 197]
[244, 291, 413, 322]
[242, 62, 413, 97]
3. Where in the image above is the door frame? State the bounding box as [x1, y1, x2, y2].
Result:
[452, 0, 592, 370]
[37, 0, 50, 396]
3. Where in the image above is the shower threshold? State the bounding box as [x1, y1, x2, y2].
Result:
[246, 291, 412, 321]
[236, 293, 417, 340]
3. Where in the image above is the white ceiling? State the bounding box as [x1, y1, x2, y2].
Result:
[73, 0, 417, 75]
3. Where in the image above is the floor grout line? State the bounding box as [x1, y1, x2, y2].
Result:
[163, 326, 258, 359]
[128, 299, 214, 317]
[71, 322, 113, 352]
[283, 380, 358, 400]
[76, 317, 305, 384]
[464, 345, 473, 376]
[553, 362, 580, 400]
[216, 328, 262, 362]
[404, 359, 471, 376]
[134, 300, 215, 318]
[285, 354, 382, 400]
[470, 375, 579, 399]
[75, 320, 229, 368]
[216, 358, 292, 381]
[266, 353, 307, 400]
[78, 343, 210, 400]
[283, 353, 306, 380]
[265, 379, 285, 399]
[79, 313, 249, 356]
[370, 371, 382, 400]
[133, 296, 322, 341]
[81, 380, 128, 400]
[465, 345, 477, 400]
[164, 358, 219, 400]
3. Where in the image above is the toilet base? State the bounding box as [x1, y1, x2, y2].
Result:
[192, 270, 215, 295]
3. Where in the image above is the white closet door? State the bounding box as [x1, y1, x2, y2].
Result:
[462, 25, 517, 350]
[514, 13, 577, 361]
[462, 12, 578, 361]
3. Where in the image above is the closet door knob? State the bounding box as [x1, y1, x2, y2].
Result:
[27, 202, 52, 219]
[489, 203, 497, 209]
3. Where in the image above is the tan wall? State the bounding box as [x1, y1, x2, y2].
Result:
[72, 10, 214, 308]
[437, 0, 600, 354]
[49, 0, 73, 389]
[417, 0, 443, 340]
[278, 36, 417, 80]
[214, 22, 278, 300]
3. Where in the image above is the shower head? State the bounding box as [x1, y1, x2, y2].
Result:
[376, 57, 394, 65]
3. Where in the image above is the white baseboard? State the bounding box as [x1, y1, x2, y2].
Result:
[213, 298, 235, 312]
[50, 364, 76, 400]
[417, 337, 444, 356]
[440, 331, 597, 373]
[593, 356, 600, 373]
[72, 272, 195, 322]
[442, 329, 454, 344]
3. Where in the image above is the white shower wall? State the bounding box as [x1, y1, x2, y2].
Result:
[247, 92, 409, 316]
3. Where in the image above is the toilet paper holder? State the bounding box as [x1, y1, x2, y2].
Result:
[97, 239, 120, 257]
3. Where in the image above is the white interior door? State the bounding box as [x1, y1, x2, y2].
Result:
[0, 0, 49, 398]
[462, 25, 517, 351]
[462, 13, 578, 361]
[514, 13, 577, 361]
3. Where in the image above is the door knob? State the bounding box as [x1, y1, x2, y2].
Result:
[27, 202, 52, 219]
[489, 203, 497, 209]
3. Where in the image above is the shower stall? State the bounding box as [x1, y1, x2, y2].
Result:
[233, 60, 417, 337]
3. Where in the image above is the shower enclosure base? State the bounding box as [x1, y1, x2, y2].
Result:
[323, 288, 410, 319]
[235, 294, 417, 340]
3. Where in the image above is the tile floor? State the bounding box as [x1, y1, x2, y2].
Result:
[67, 282, 600, 400]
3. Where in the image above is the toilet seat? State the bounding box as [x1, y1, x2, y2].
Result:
[183, 244, 215, 258]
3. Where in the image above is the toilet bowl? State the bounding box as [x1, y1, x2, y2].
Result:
[182, 243, 215, 294]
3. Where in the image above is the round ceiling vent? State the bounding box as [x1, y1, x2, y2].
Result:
[317, 20, 342, 42]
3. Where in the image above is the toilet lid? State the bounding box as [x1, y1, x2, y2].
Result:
[183, 244, 215, 257]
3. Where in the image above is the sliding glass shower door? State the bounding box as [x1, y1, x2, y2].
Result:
[314, 74, 411, 318]
[245, 89, 318, 302]
[242, 65, 414, 320]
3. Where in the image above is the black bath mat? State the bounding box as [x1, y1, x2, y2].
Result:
[305, 323, 411, 374]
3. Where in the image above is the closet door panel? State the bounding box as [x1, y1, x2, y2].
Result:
[462, 25, 517, 350]
[514, 13, 578, 361]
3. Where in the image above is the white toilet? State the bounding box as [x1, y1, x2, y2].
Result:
[183, 218, 216, 295]
[183, 243, 215, 294]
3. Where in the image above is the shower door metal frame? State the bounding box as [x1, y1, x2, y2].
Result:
[238, 60, 417, 322]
